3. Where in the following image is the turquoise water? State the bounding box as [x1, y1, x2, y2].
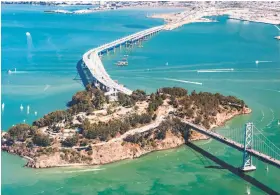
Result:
[2, 4, 280, 195]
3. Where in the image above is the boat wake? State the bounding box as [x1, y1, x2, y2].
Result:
[255, 60, 273, 64]
[253, 87, 280, 93]
[266, 108, 275, 127]
[260, 110, 265, 122]
[197, 68, 234, 73]
[43, 85, 50, 91]
[164, 78, 202, 85]
[62, 168, 104, 174]
[274, 25, 280, 31]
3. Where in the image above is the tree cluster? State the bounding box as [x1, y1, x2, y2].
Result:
[67, 84, 106, 113]
[7, 124, 37, 141]
[81, 113, 152, 141]
[33, 110, 72, 128]
[117, 92, 135, 107]
[61, 134, 79, 147]
[32, 133, 51, 147]
[131, 90, 147, 101]
[159, 87, 187, 97]
[124, 118, 189, 146]
[147, 93, 163, 114]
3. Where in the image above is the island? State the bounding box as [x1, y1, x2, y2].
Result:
[1, 85, 251, 168]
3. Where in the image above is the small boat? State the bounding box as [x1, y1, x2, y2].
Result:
[166, 62, 169, 66]
[1, 103, 4, 111]
[116, 61, 128, 66]
[278, 120, 280, 125]
[124, 55, 129, 57]
[116, 58, 128, 66]
[34, 111, 38, 116]
[20, 104, 23, 111]
[7, 70, 12, 74]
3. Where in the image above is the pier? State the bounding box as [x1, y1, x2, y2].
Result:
[82, 25, 164, 96]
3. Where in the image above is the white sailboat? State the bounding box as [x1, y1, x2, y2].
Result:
[20, 104, 24, 111]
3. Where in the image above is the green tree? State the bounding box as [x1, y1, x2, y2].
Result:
[62, 134, 79, 147]
[32, 133, 51, 147]
[93, 90, 105, 109]
[8, 124, 34, 141]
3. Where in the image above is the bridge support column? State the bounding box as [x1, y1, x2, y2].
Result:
[240, 122, 256, 172]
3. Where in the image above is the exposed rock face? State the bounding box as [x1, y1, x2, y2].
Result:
[25, 132, 185, 168]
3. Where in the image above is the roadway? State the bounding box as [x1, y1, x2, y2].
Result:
[83, 25, 164, 95]
[182, 120, 280, 169]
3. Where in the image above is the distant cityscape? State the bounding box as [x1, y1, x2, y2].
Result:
[2, 1, 280, 11]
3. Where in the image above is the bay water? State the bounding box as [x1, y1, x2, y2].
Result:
[1, 4, 280, 195]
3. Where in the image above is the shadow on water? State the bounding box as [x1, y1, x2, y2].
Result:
[75, 59, 91, 88]
[186, 142, 280, 195]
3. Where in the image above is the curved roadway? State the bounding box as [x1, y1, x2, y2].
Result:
[83, 25, 164, 96]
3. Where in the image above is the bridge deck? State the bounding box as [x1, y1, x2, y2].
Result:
[183, 120, 280, 169]
[83, 25, 164, 95]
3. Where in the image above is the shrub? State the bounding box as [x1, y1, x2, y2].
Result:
[62, 135, 79, 147]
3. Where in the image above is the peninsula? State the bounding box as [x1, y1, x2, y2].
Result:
[2, 85, 251, 168]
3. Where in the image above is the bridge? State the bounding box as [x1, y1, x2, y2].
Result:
[82, 25, 164, 96]
[183, 120, 280, 171]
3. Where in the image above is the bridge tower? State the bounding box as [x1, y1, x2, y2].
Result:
[240, 122, 256, 172]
